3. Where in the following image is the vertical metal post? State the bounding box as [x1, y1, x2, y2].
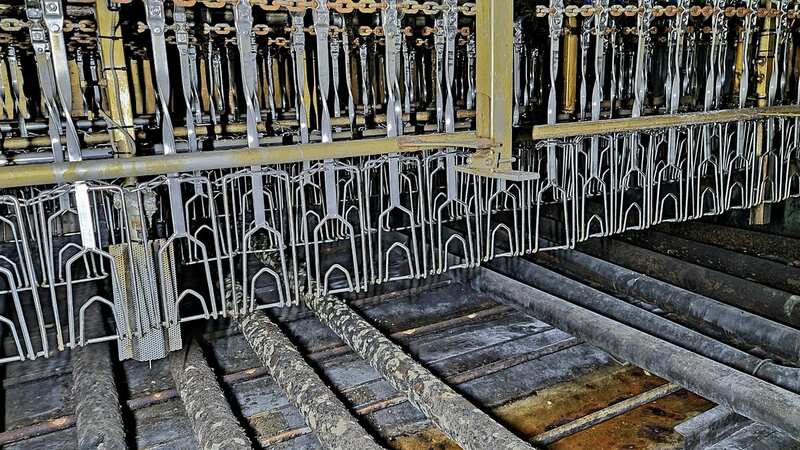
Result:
[476, 0, 513, 167]
[561, 18, 578, 115]
[95, 0, 135, 159]
[752, 0, 777, 224]
[234, 0, 267, 225]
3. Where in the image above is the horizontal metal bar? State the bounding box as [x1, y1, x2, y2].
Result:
[0, 148, 113, 166]
[0, 131, 483, 189]
[531, 105, 800, 140]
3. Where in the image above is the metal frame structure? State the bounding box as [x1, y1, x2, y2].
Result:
[0, 0, 799, 366]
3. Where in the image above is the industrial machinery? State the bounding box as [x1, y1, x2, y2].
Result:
[0, 0, 799, 448]
[0, 0, 795, 363]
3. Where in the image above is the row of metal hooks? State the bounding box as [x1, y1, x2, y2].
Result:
[0, 116, 798, 362]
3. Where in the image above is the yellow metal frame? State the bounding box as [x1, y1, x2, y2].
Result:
[475, 0, 514, 162]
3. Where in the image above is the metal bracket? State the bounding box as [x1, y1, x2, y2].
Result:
[456, 146, 539, 182]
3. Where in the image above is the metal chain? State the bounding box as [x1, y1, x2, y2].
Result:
[116, 0, 476, 14]
[534, 4, 793, 18]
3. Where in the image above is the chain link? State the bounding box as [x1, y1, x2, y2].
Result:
[535, 3, 793, 19]
[113, 0, 475, 14]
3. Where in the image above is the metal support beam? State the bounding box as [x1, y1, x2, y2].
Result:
[304, 294, 535, 450]
[463, 0, 537, 181]
[751, 0, 776, 225]
[531, 105, 800, 140]
[476, 0, 513, 165]
[0, 131, 484, 188]
[239, 310, 382, 450]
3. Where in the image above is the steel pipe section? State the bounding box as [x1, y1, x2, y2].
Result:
[71, 342, 127, 450]
[576, 237, 800, 327]
[533, 217, 800, 362]
[486, 256, 800, 393]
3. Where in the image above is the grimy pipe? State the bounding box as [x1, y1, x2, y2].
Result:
[239, 311, 383, 450]
[576, 235, 800, 326]
[169, 340, 251, 450]
[486, 256, 800, 392]
[446, 218, 800, 365]
[657, 221, 800, 265]
[531, 244, 800, 364]
[532, 216, 800, 362]
[472, 268, 800, 439]
[620, 229, 800, 295]
[304, 294, 534, 450]
[71, 342, 127, 450]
